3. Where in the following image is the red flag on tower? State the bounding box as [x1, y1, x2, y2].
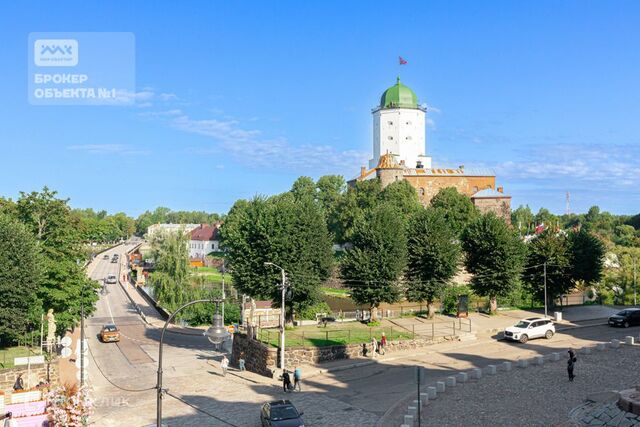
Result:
[399, 56, 408, 65]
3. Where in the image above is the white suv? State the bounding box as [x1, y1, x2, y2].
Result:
[504, 317, 555, 343]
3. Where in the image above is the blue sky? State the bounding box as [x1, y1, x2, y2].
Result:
[1, 1, 639, 216]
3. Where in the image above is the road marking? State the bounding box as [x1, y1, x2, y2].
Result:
[105, 287, 115, 324]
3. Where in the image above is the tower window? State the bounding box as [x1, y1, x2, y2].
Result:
[388, 136, 393, 140]
[406, 121, 412, 125]
[388, 121, 393, 126]
[419, 188, 425, 196]
[406, 136, 412, 140]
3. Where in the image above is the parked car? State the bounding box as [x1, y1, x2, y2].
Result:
[100, 324, 120, 342]
[103, 254, 109, 260]
[260, 400, 304, 427]
[111, 257, 118, 263]
[608, 308, 640, 328]
[504, 317, 555, 343]
[105, 274, 117, 284]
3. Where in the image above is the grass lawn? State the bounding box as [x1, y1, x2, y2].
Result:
[0, 346, 40, 369]
[321, 287, 350, 298]
[189, 267, 233, 284]
[257, 322, 413, 348]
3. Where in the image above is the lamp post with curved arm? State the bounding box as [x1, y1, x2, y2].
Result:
[156, 298, 229, 427]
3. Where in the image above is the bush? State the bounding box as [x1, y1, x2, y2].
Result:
[366, 320, 381, 327]
[296, 301, 332, 321]
[440, 285, 472, 315]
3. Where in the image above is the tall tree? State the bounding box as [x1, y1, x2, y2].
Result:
[462, 213, 526, 313]
[380, 180, 421, 218]
[221, 194, 333, 322]
[340, 204, 407, 320]
[333, 179, 382, 243]
[405, 207, 460, 317]
[569, 229, 605, 285]
[0, 214, 44, 345]
[430, 187, 478, 236]
[511, 205, 535, 234]
[16, 187, 99, 333]
[316, 175, 346, 239]
[522, 230, 572, 310]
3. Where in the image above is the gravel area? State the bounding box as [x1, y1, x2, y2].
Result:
[420, 345, 640, 427]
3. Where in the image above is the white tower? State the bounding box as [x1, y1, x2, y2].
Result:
[369, 77, 431, 169]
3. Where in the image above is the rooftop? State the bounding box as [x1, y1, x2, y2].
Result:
[471, 188, 511, 198]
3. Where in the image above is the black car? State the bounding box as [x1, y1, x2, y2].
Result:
[608, 308, 640, 328]
[260, 400, 304, 427]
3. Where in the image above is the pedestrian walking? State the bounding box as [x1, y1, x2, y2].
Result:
[380, 332, 387, 355]
[220, 355, 229, 377]
[293, 366, 302, 391]
[238, 352, 246, 372]
[282, 370, 292, 392]
[567, 356, 575, 381]
[361, 343, 368, 357]
[568, 348, 577, 362]
[12, 374, 23, 391]
[371, 337, 378, 358]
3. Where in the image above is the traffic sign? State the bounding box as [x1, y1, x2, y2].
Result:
[75, 354, 89, 369]
[76, 370, 88, 381]
[60, 336, 72, 347]
[61, 347, 72, 358]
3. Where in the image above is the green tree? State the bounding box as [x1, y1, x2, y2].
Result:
[462, 213, 526, 313]
[16, 187, 99, 333]
[535, 208, 557, 229]
[333, 179, 382, 243]
[430, 187, 478, 236]
[149, 229, 191, 310]
[569, 230, 605, 285]
[221, 194, 333, 323]
[511, 205, 535, 234]
[340, 204, 407, 320]
[380, 180, 421, 218]
[0, 214, 44, 345]
[405, 207, 460, 317]
[316, 175, 346, 239]
[522, 230, 572, 310]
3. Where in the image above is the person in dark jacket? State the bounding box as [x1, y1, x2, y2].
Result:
[282, 370, 292, 392]
[567, 356, 575, 381]
[13, 374, 24, 391]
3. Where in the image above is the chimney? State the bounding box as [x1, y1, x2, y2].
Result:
[360, 166, 366, 177]
[497, 186, 503, 193]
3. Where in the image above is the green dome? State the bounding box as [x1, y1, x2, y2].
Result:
[380, 77, 418, 109]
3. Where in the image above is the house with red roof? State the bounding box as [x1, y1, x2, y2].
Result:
[189, 222, 222, 259]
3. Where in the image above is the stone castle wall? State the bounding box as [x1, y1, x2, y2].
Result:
[472, 197, 512, 224]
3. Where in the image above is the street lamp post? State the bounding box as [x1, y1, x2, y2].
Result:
[264, 262, 287, 371]
[156, 299, 229, 427]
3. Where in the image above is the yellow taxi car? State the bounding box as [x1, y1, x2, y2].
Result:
[100, 324, 121, 343]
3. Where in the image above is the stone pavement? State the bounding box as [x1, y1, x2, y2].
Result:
[407, 343, 640, 427]
[570, 401, 640, 427]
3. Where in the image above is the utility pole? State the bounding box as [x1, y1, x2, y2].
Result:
[80, 296, 85, 387]
[634, 257, 637, 306]
[221, 259, 226, 322]
[543, 262, 548, 318]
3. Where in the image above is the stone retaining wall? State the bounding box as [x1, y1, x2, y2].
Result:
[0, 361, 59, 394]
[233, 332, 458, 378]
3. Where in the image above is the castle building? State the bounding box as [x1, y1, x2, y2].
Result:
[353, 78, 511, 222]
